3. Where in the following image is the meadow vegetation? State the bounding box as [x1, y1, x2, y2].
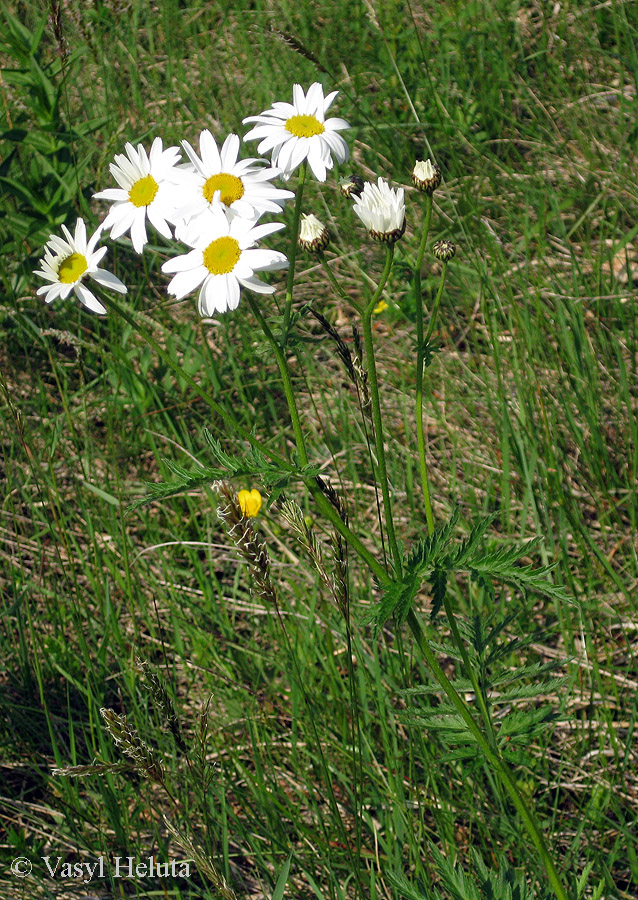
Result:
[1, 1, 637, 899]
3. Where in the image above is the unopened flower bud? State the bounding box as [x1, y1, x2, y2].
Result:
[339, 174, 365, 199]
[433, 239, 456, 262]
[353, 177, 406, 244]
[412, 159, 441, 194]
[298, 214, 330, 252]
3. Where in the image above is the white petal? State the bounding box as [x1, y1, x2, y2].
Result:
[74, 218, 88, 251]
[237, 274, 276, 294]
[224, 273, 240, 310]
[242, 248, 288, 272]
[322, 130, 349, 163]
[275, 135, 301, 176]
[92, 268, 127, 293]
[75, 283, 107, 314]
[292, 83, 306, 111]
[307, 143, 328, 182]
[147, 203, 173, 240]
[166, 266, 207, 300]
[94, 187, 128, 202]
[88, 245, 108, 267]
[220, 133, 240, 170]
[199, 129, 222, 171]
[182, 139, 206, 176]
[306, 82, 324, 117]
[130, 211, 148, 253]
[325, 116, 351, 132]
[162, 248, 204, 274]
[107, 205, 138, 241]
[323, 90, 338, 112]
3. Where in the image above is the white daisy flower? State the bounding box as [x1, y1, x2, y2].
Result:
[94, 137, 184, 253]
[34, 218, 126, 314]
[177, 130, 294, 225]
[161, 206, 288, 317]
[352, 177, 406, 243]
[243, 82, 350, 182]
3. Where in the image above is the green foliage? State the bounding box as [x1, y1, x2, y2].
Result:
[399, 613, 569, 765]
[367, 510, 571, 630]
[2, 0, 637, 898]
[0, 7, 107, 294]
[127, 430, 321, 511]
[388, 844, 555, 900]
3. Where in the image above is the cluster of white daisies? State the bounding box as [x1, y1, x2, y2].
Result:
[34, 82, 410, 318]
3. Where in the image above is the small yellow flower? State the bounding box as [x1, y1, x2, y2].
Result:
[373, 299, 388, 315]
[238, 489, 263, 517]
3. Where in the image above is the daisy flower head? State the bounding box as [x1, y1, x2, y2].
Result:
[352, 177, 406, 244]
[243, 82, 350, 183]
[177, 130, 294, 225]
[34, 218, 126, 314]
[94, 137, 184, 253]
[161, 205, 288, 317]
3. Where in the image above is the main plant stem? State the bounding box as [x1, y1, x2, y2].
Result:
[406, 609, 569, 900]
[253, 301, 569, 900]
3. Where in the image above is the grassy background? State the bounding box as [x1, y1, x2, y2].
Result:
[1, 0, 637, 898]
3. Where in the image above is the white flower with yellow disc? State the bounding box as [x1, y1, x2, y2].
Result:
[94, 137, 184, 253]
[177, 130, 294, 225]
[34, 218, 126, 314]
[243, 82, 350, 182]
[162, 205, 288, 317]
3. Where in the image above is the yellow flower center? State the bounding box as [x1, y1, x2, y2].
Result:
[128, 174, 159, 208]
[203, 236, 241, 275]
[238, 489, 262, 518]
[285, 114, 325, 138]
[57, 253, 88, 284]
[203, 172, 245, 206]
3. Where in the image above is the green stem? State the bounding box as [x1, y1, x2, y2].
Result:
[441, 594, 499, 753]
[416, 252, 448, 535]
[361, 245, 402, 576]
[282, 162, 307, 344]
[246, 295, 308, 466]
[248, 291, 366, 900]
[245, 295, 390, 583]
[98, 294, 295, 473]
[406, 609, 570, 900]
[416, 260, 447, 528]
[424, 261, 448, 347]
[413, 194, 435, 533]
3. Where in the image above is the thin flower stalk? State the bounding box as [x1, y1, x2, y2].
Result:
[282, 161, 307, 343]
[361, 245, 402, 576]
[244, 294, 389, 585]
[413, 193, 435, 533]
[416, 256, 448, 533]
